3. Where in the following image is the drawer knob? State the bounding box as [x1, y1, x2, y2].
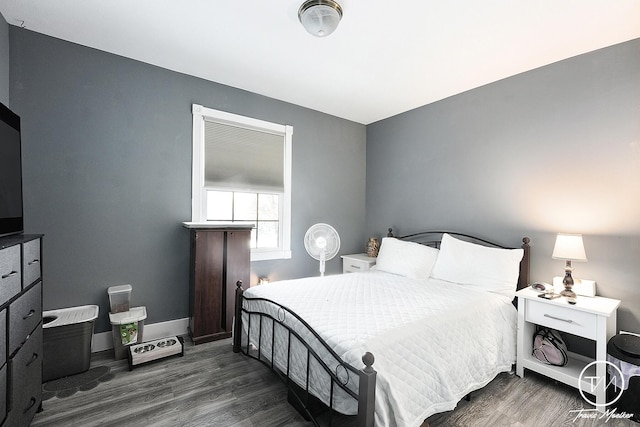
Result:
[23, 397, 37, 414]
[544, 313, 573, 323]
[26, 352, 39, 367]
[350, 265, 361, 269]
[1, 270, 18, 279]
[23, 309, 36, 320]
[28, 259, 40, 266]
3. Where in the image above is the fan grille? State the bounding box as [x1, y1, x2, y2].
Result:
[304, 223, 340, 261]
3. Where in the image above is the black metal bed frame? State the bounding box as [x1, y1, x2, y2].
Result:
[232, 229, 530, 427]
[233, 292, 375, 426]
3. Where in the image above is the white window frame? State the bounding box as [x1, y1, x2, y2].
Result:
[191, 104, 292, 261]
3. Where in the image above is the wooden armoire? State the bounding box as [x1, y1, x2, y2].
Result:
[185, 224, 251, 344]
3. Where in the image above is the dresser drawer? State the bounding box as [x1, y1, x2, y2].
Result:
[0, 364, 6, 426]
[22, 239, 41, 288]
[0, 246, 21, 307]
[0, 309, 5, 367]
[9, 283, 42, 355]
[525, 299, 597, 340]
[7, 326, 42, 427]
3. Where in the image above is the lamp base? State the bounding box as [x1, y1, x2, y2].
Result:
[560, 266, 576, 299]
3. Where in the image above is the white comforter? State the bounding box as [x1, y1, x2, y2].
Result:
[242, 270, 517, 427]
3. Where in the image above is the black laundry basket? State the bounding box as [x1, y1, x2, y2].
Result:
[43, 305, 99, 382]
[607, 333, 640, 423]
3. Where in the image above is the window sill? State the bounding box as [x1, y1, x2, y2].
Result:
[251, 250, 292, 262]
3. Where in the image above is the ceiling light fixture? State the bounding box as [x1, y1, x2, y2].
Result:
[298, 0, 343, 37]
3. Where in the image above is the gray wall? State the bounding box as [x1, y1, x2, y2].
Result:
[9, 28, 366, 333]
[366, 38, 640, 334]
[8, 21, 638, 338]
[0, 13, 9, 105]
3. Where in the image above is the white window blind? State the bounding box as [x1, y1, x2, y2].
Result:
[204, 120, 284, 192]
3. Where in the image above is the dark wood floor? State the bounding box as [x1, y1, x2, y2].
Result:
[31, 338, 637, 427]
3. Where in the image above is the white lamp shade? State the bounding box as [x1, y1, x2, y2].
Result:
[299, 0, 342, 37]
[552, 233, 587, 261]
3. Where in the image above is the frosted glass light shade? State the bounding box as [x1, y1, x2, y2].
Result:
[298, 0, 343, 37]
[552, 233, 587, 261]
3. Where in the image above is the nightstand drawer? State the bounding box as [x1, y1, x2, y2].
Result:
[344, 259, 369, 273]
[525, 299, 597, 340]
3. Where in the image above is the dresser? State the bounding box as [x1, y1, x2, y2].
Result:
[0, 234, 43, 426]
[184, 224, 251, 345]
[516, 287, 620, 411]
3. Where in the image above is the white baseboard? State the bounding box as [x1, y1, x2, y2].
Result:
[91, 317, 189, 353]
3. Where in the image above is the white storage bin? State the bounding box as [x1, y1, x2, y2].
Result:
[109, 306, 146, 360]
[107, 284, 132, 313]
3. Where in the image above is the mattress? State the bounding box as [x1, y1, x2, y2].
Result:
[241, 270, 517, 427]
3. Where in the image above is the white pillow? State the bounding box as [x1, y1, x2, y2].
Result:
[430, 233, 523, 298]
[375, 237, 439, 279]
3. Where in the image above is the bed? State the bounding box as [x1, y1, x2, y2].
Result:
[233, 229, 531, 427]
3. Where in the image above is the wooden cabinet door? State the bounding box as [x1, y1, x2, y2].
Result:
[191, 230, 225, 339]
[224, 230, 251, 332]
[188, 227, 251, 344]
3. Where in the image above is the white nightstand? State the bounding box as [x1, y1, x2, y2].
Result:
[341, 253, 376, 273]
[516, 287, 620, 411]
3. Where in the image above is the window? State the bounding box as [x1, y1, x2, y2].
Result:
[205, 191, 279, 249]
[191, 104, 292, 261]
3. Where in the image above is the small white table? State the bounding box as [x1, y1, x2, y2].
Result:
[516, 287, 620, 411]
[340, 253, 376, 273]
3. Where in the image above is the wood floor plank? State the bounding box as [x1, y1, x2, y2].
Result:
[31, 338, 637, 427]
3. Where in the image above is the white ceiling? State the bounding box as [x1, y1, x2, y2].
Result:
[1, 0, 639, 124]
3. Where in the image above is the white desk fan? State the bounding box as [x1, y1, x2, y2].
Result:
[304, 223, 340, 276]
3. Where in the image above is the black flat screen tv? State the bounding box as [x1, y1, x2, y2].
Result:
[0, 101, 24, 238]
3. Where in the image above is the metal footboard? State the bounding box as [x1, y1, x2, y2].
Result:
[232, 281, 376, 427]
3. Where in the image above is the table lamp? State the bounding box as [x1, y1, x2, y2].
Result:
[552, 233, 587, 298]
